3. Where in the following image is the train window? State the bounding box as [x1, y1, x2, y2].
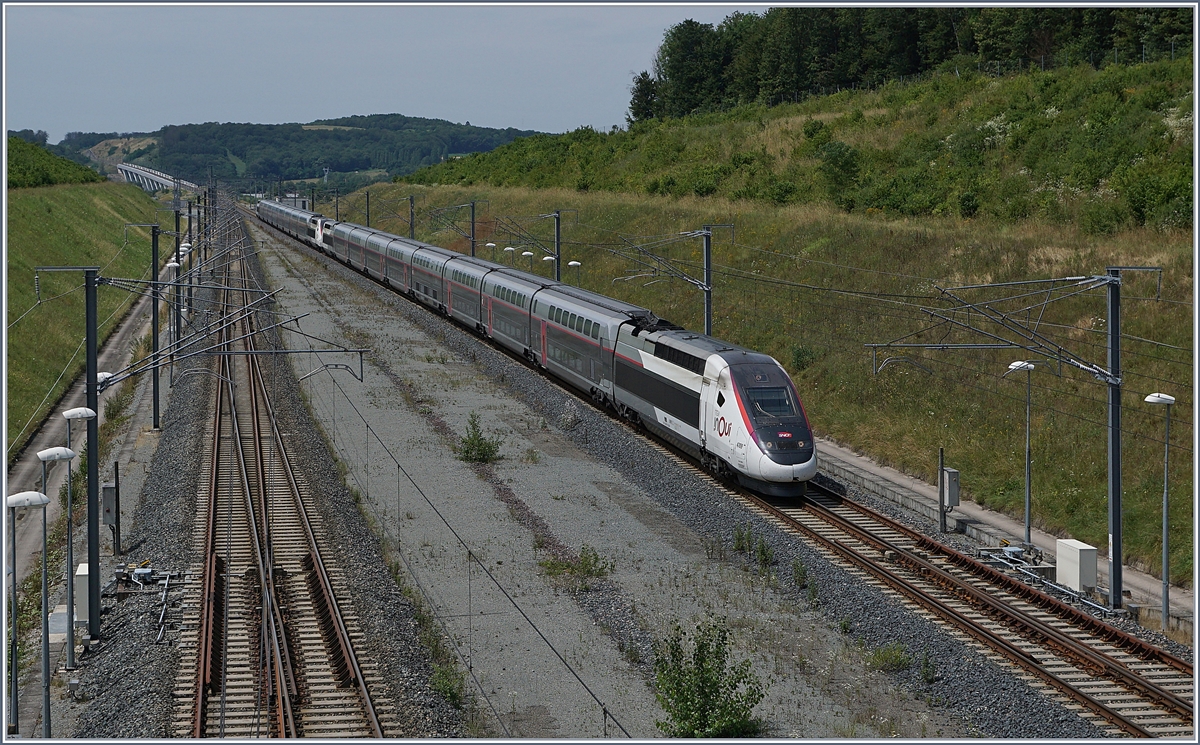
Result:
[584, 320, 593, 336]
[569, 313, 577, 329]
[592, 323, 600, 340]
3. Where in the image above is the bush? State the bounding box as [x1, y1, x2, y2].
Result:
[455, 411, 503, 463]
[868, 641, 912, 672]
[653, 619, 766, 737]
[791, 346, 818, 371]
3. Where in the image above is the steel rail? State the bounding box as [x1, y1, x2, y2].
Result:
[231, 272, 299, 738]
[256, 351, 384, 737]
[801, 489, 1192, 725]
[753, 486, 1176, 737]
[827, 493, 1193, 677]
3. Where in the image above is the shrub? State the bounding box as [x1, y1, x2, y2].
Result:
[868, 641, 912, 672]
[958, 191, 979, 218]
[653, 619, 766, 737]
[455, 411, 503, 463]
[791, 346, 818, 371]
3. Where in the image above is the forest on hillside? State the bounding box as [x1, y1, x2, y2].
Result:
[629, 7, 1193, 120]
[7, 136, 105, 189]
[42, 115, 540, 184]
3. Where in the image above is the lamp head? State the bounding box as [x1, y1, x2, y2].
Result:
[568, 261, 581, 267]
[521, 251, 533, 257]
[166, 261, 180, 269]
[37, 446, 76, 462]
[6, 491, 49, 509]
[1145, 392, 1176, 406]
[504, 246, 515, 252]
[542, 256, 555, 262]
[63, 407, 97, 421]
[485, 242, 496, 249]
[1007, 360, 1034, 372]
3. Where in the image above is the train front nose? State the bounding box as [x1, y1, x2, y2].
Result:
[754, 449, 817, 483]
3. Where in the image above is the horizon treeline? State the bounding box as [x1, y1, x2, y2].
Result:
[629, 7, 1193, 121]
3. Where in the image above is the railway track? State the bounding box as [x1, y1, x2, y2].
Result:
[255, 206, 1192, 737]
[639, 436, 1193, 738]
[172, 203, 391, 737]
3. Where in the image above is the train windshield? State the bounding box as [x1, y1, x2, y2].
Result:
[731, 364, 806, 424]
[744, 387, 798, 419]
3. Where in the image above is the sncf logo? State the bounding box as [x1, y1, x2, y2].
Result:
[777, 432, 792, 438]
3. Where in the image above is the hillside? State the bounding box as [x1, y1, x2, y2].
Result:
[403, 59, 1192, 233]
[52, 114, 542, 186]
[7, 136, 105, 188]
[6, 182, 161, 461]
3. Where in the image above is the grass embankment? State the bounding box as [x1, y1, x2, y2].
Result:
[320, 182, 1192, 586]
[406, 59, 1192, 235]
[6, 182, 164, 462]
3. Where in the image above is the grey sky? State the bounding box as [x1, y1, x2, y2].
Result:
[4, 3, 767, 143]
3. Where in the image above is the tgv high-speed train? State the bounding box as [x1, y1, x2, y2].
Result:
[257, 199, 816, 496]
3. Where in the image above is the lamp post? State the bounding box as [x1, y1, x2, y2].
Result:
[568, 260, 582, 286]
[62, 407, 95, 670]
[542, 255, 556, 277]
[1144, 392, 1175, 631]
[522, 251, 534, 272]
[166, 261, 181, 385]
[485, 242, 496, 262]
[504, 246, 516, 265]
[7, 491, 51, 738]
[1003, 360, 1037, 546]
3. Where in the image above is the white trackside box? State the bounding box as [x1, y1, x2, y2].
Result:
[1056, 539, 1097, 593]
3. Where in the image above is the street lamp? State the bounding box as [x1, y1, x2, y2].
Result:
[568, 260, 582, 286]
[7, 490, 51, 738]
[504, 246, 516, 265]
[542, 255, 556, 277]
[62, 407, 95, 670]
[1144, 392, 1175, 631]
[485, 242, 496, 261]
[1003, 360, 1038, 546]
[522, 251, 534, 272]
[165, 262, 181, 384]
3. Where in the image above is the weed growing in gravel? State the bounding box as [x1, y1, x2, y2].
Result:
[431, 662, 467, 708]
[868, 641, 912, 673]
[521, 447, 540, 464]
[653, 618, 766, 737]
[537, 544, 614, 590]
[920, 651, 938, 683]
[455, 411, 503, 463]
[755, 537, 774, 575]
[791, 559, 809, 589]
[806, 580, 819, 607]
[839, 617, 851, 634]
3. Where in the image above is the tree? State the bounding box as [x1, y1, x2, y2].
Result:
[655, 19, 723, 117]
[627, 70, 660, 124]
[653, 618, 765, 737]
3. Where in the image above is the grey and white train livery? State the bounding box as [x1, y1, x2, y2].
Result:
[256, 199, 816, 496]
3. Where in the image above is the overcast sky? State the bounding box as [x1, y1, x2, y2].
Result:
[4, 3, 769, 144]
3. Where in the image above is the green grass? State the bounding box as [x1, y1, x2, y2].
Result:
[403, 59, 1192, 233]
[6, 182, 164, 462]
[324, 180, 1192, 588]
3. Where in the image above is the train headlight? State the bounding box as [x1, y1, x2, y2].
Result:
[764, 440, 774, 449]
